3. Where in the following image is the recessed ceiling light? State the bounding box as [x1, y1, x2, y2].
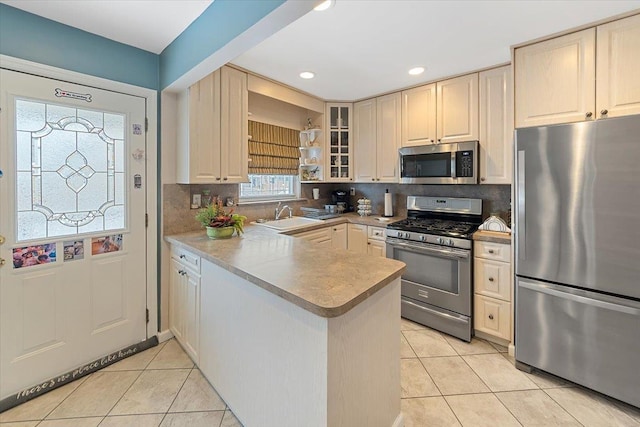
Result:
[300, 71, 315, 79]
[408, 67, 425, 76]
[314, 0, 334, 11]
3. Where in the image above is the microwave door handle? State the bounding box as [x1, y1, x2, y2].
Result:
[451, 151, 457, 178]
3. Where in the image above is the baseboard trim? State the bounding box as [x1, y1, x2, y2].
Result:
[0, 336, 158, 413]
[392, 412, 405, 427]
[508, 343, 516, 357]
[157, 329, 174, 343]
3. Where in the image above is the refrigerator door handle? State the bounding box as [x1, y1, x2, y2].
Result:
[519, 280, 640, 315]
[517, 149, 526, 260]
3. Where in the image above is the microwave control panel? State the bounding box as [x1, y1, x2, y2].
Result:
[456, 151, 474, 177]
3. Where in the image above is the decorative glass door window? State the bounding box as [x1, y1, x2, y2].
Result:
[15, 99, 126, 242]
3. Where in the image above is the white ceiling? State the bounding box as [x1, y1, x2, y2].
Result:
[0, 0, 213, 54]
[231, 0, 640, 100]
[2, 0, 639, 100]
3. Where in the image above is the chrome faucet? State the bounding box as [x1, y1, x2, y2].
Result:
[275, 202, 293, 220]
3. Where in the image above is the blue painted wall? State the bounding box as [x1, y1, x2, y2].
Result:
[159, 0, 285, 89]
[0, 3, 159, 90]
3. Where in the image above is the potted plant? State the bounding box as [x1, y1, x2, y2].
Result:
[195, 198, 247, 239]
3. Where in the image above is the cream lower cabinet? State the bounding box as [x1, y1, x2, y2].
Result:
[367, 226, 386, 258]
[515, 14, 640, 127]
[473, 240, 511, 343]
[331, 224, 348, 250]
[436, 73, 479, 144]
[479, 65, 513, 185]
[177, 65, 248, 183]
[354, 93, 401, 183]
[347, 223, 368, 254]
[292, 227, 332, 248]
[170, 247, 201, 363]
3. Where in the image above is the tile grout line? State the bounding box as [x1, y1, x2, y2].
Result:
[540, 388, 587, 427]
[33, 373, 93, 424]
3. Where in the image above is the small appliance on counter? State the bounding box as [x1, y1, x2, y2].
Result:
[332, 190, 352, 212]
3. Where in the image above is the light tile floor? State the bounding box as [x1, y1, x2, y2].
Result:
[2, 320, 640, 427]
[0, 340, 241, 427]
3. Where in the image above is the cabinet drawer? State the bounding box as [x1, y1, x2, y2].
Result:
[474, 241, 510, 262]
[474, 258, 512, 301]
[293, 227, 331, 243]
[368, 226, 386, 241]
[171, 246, 201, 273]
[474, 294, 511, 341]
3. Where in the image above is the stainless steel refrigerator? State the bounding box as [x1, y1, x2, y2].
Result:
[515, 115, 640, 408]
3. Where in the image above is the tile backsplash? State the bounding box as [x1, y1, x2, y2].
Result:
[162, 183, 511, 235]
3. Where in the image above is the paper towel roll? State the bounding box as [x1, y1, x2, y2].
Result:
[384, 189, 393, 217]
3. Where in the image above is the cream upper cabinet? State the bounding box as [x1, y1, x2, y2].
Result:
[515, 28, 596, 128]
[479, 66, 514, 185]
[596, 14, 640, 119]
[354, 94, 400, 183]
[326, 103, 353, 182]
[180, 69, 221, 183]
[436, 73, 479, 144]
[353, 98, 377, 182]
[376, 92, 401, 182]
[178, 66, 248, 184]
[220, 66, 249, 183]
[401, 83, 436, 146]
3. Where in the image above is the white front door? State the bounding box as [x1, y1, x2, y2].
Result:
[0, 69, 148, 400]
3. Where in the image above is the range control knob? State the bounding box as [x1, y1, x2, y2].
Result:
[397, 231, 403, 238]
[419, 235, 426, 242]
[404, 232, 411, 239]
[446, 239, 454, 246]
[436, 237, 443, 244]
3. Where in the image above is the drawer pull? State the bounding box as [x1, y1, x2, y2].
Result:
[488, 277, 495, 282]
[488, 314, 494, 320]
[488, 249, 495, 254]
[179, 254, 186, 259]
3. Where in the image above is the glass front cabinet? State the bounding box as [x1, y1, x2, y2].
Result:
[326, 103, 353, 182]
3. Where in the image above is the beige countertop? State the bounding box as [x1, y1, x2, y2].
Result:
[165, 216, 406, 318]
[473, 230, 512, 244]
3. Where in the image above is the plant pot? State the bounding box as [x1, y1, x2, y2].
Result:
[206, 226, 235, 239]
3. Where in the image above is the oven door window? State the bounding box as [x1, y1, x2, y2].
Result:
[394, 246, 460, 294]
[402, 152, 452, 178]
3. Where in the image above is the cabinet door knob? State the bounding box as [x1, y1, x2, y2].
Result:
[600, 109, 608, 115]
[488, 314, 494, 320]
[372, 178, 375, 181]
[216, 177, 221, 181]
[179, 254, 186, 259]
[223, 177, 228, 181]
[480, 177, 486, 182]
[488, 249, 495, 254]
[0, 258, 5, 266]
[585, 112, 593, 118]
[488, 277, 494, 282]
[437, 139, 442, 143]
[0, 235, 5, 244]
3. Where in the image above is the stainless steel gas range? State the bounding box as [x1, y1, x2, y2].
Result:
[386, 196, 482, 342]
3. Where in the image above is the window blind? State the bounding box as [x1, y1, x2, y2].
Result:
[248, 120, 299, 175]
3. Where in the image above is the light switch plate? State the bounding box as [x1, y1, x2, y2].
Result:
[192, 194, 201, 208]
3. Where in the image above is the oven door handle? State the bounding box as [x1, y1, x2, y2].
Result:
[387, 240, 469, 260]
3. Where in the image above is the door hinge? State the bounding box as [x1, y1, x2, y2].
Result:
[145, 118, 148, 132]
[146, 308, 150, 323]
[145, 213, 148, 227]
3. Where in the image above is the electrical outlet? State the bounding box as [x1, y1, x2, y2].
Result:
[350, 187, 356, 196]
[192, 194, 202, 209]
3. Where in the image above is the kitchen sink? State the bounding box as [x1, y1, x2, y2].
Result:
[251, 216, 323, 232]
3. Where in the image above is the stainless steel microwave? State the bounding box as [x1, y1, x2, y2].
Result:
[399, 141, 478, 184]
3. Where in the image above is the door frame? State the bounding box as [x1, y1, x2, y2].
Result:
[0, 54, 159, 338]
